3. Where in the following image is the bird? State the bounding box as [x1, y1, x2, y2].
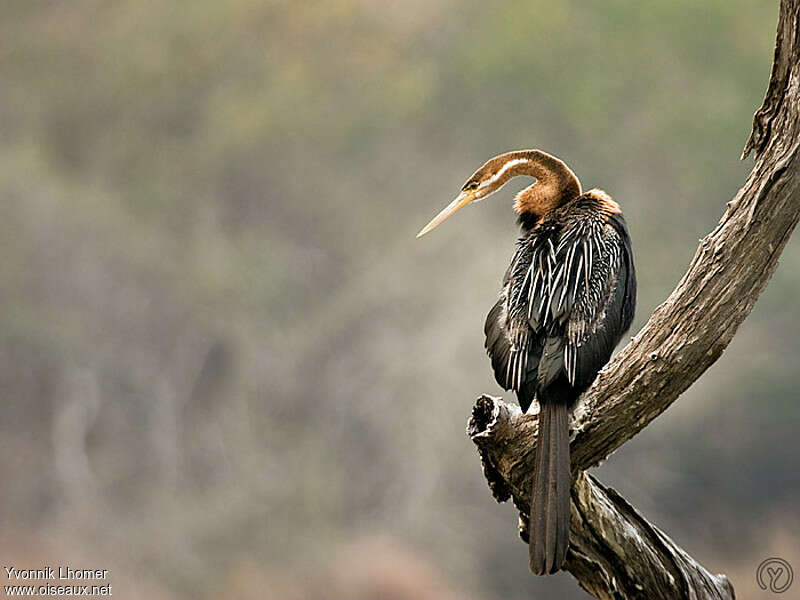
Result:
[417, 149, 636, 575]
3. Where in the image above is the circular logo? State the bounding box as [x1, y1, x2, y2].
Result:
[756, 557, 793, 594]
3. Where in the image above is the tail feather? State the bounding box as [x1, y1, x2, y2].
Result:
[529, 400, 570, 575]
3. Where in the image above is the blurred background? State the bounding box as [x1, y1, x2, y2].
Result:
[1, 1, 798, 598]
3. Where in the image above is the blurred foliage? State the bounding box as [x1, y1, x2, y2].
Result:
[0, 1, 797, 599]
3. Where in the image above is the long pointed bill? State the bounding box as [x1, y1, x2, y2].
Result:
[416, 191, 475, 238]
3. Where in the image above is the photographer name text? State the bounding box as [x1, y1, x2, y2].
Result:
[3, 566, 112, 597]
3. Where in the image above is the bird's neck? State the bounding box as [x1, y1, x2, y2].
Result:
[513, 179, 576, 224]
[497, 151, 582, 227]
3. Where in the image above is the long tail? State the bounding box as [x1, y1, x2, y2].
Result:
[529, 399, 570, 575]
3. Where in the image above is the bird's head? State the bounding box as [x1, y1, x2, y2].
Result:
[417, 150, 581, 237]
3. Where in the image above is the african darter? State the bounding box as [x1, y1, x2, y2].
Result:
[417, 150, 636, 575]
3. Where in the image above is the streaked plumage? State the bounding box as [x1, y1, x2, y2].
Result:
[418, 149, 636, 577]
[485, 189, 636, 413]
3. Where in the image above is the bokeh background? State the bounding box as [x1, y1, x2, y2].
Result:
[1, 1, 798, 598]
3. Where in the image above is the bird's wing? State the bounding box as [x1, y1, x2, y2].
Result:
[484, 216, 635, 402]
[485, 228, 576, 397]
[484, 247, 539, 398]
[520, 216, 634, 391]
[561, 214, 636, 390]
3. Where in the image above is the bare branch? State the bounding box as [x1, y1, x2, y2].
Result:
[468, 1, 800, 597]
[470, 396, 734, 599]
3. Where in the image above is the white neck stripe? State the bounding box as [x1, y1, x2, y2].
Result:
[479, 158, 530, 189]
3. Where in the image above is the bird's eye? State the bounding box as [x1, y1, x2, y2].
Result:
[465, 181, 479, 191]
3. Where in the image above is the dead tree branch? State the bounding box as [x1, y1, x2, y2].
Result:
[470, 396, 735, 599]
[468, 1, 800, 598]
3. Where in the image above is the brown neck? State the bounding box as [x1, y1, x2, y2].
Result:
[479, 150, 581, 223]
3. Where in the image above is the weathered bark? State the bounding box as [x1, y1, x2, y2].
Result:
[468, 1, 800, 598]
[470, 396, 734, 599]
